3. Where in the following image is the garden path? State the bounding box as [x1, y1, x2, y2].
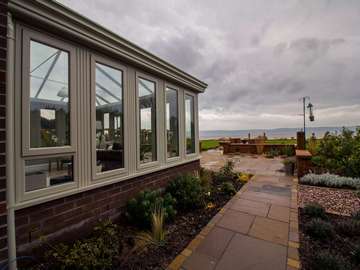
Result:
[170, 151, 299, 270]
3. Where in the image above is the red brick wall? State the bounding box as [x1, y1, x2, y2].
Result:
[0, 0, 7, 263]
[15, 160, 200, 252]
[221, 142, 295, 155]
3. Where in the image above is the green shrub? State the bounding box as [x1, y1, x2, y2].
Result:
[199, 167, 213, 192]
[312, 128, 360, 178]
[311, 251, 351, 270]
[281, 145, 295, 157]
[307, 135, 319, 155]
[135, 203, 167, 250]
[335, 220, 360, 237]
[45, 220, 120, 270]
[213, 161, 236, 182]
[354, 190, 360, 198]
[300, 173, 360, 190]
[126, 189, 176, 228]
[166, 174, 204, 210]
[305, 218, 335, 240]
[303, 203, 327, 219]
[221, 182, 236, 196]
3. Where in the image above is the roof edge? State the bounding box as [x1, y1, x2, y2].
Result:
[9, 0, 207, 92]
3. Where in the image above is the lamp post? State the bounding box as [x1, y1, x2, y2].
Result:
[300, 96, 315, 139]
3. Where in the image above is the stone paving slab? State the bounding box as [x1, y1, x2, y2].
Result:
[268, 205, 291, 222]
[195, 227, 235, 260]
[248, 216, 289, 246]
[170, 154, 300, 270]
[217, 209, 255, 234]
[215, 234, 287, 270]
[230, 198, 270, 217]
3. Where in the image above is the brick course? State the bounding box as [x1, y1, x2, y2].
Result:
[15, 160, 200, 253]
[0, 0, 6, 264]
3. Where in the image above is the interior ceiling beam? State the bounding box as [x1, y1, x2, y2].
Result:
[34, 50, 61, 98]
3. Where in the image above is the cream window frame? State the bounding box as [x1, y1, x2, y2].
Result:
[21, 27, 77, 157]
[184, 91, 199, 158]
[136, 72, 160, 171]
[15, 25, 78, 202]
[164, 84, 181, 163]
[12, 23, 201, 209]
[90, 54, 129, 182]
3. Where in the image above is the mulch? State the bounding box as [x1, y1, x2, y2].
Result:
[115, 178, 244, 269]
[299, 209, 360, 270]
[298, 184, 360, 216]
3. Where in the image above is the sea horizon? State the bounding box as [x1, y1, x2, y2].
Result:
[199, 126, 359, 140]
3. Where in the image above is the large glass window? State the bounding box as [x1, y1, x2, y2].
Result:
[25, 156, 73, 192]
[185, 94, 195, 154]
[138, 77, 157, 163]
[166, 87, 179, 158]
[95, 62, 124, 173]
[29, 40, 70, 148]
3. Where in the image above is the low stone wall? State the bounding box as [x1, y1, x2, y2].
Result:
[296, 150, 312, 178]
[15, 160, 200, 253]
[220, 142, 295, 155]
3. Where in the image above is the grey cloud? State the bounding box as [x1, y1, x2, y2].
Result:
[58, 0, 360, 129]
[148, 28, 205, 72]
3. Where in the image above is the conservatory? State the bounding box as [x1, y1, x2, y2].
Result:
[1, 0, 207, 265]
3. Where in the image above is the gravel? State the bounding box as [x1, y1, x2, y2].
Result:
[298, 184, 360, 216]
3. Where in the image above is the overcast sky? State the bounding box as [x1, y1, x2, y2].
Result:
[58, 0, 360, 130]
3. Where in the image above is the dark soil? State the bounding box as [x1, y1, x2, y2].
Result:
[299, 209, 360, 270]
[115, 177, 244, 270]
[22, 174, 245, 270]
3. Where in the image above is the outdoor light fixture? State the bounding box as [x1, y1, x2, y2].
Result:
[299, 96, 315, 138]
[307, 102, 314, 121]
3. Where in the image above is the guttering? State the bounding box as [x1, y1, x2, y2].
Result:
[6, 12, 17, 270]
[8, 0, 208, 93]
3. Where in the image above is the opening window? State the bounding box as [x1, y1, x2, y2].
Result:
[166, 87, 179, 158]
[25, 156, 73, 192]
[29, 40, 70, 148]
[185, 94, 195, 154]
[138, 77, 157, 164]
[95, 62, 124, 173]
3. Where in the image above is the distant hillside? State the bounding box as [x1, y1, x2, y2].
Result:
[200, 126, 359, 139]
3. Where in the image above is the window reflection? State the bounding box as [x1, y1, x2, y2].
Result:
[166, 87, 179, 158]
[25, 156, 73, 192]
[139, 78, 157, 163]
[185, 95, 195, 154]
[95, 63, 124, 173]
[30, 40, 70, 148]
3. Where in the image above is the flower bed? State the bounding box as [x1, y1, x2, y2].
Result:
[299, 204, 360, 270]
[23, 162, 250, 270]
[300, 173, 360, 190]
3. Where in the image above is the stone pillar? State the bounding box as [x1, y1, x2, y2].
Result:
[296, 150, 312, 178]
[297, 131, 305, 150]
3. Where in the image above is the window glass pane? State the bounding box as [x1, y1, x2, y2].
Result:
[166, 87, 179, 158]
[95, 62, 124, 173]
[30, 40, 70, 148]
[185, 94, 195, 154]
[139, 78, 156, 163]
[25, 156, 73, 192]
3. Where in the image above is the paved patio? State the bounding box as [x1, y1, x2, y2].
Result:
[200, 149, 285, 176]
[177, 151, 299, 270]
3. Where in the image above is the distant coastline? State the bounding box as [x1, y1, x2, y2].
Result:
[200, 126, 358, 140]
